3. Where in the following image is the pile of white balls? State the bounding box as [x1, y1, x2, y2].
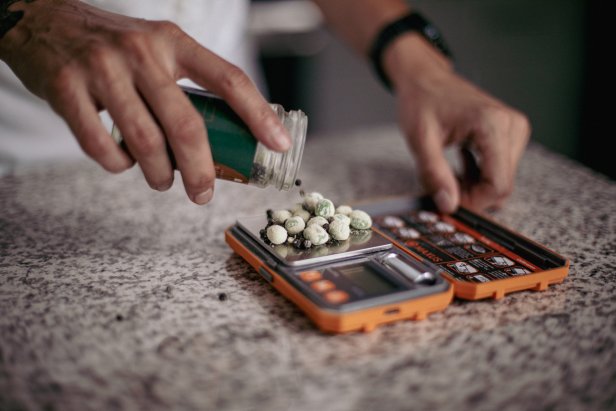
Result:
[260, 192, 373, 249]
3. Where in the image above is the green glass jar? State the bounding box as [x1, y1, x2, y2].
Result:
[111, 86, 307, 191]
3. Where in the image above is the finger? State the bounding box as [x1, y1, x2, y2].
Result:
[508, 111, 531, 177]
[408, 118, 460, 213]
[135, 66, 215, 205]
[174, 37, 291, 152]
[463, 111, 514, 211]
[48, 73, 133, 173]
[96, 76, 174, 191]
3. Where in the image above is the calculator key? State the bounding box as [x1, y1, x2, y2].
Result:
[311, 280, 335, 293]
[324, 290, 349, 304]
[300, 271, 322, 282]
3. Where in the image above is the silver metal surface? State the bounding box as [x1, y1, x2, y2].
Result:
[380, 252, 436, 285]
[237, 215, 391, 267]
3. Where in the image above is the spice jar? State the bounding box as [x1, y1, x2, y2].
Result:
[111, 86, 307, 191]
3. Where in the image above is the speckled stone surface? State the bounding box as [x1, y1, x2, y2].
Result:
[1, 125, 615, 411]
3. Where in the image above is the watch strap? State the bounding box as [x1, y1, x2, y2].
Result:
[369, 11, 453, 90]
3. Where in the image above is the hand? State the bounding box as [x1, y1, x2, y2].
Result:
[383, 33, 530, 213]
[0, 0, 291, 204]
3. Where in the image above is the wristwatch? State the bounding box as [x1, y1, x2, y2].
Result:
[369, 11, 453, 90]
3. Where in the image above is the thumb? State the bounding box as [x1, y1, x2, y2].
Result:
[409, 124, 460, 213]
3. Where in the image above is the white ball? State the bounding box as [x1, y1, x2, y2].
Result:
[303, 225, 329, 246]
[349, 210, 372, 230]
[284, 216, 306, 235]
[266, 225, 288, 245]
[328, 220, 350, 241]
[335, 205, 353, 216]
[332, 213, 351, 226]
[293, 209, 311, 223]
[290, 203, 305, 214]
[303, 192, 323, 212]
[271, 209, 292, 224]
[315, 199, 335, 218]
[307, 216, 328, 227]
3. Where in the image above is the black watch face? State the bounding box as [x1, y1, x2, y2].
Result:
[423, 24, 440, 40]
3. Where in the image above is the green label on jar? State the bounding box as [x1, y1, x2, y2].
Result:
[187, 91, 257, 183]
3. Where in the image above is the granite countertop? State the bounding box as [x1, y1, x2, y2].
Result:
[1, 125, 615, 411]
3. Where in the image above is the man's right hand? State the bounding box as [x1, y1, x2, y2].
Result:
[0, 0, 291, 204]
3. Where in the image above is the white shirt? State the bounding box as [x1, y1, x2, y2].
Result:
[0, 0, 256, 174]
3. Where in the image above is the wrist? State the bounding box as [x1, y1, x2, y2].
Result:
[369, 11, 453, 91]
[382, 32, 454, 92]
[0, 0, 37, 59]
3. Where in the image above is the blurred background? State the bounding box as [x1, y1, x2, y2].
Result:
[250, 0, 613, 180]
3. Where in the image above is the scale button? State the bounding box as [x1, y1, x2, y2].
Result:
[300, 271, 322, 282]
[324, 290, 349, 304]
[311, 280, 335, 293]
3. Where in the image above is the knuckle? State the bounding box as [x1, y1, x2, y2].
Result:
[168, 116, 204, 143]
[492, 179, 514, 200]
[219, 65, 251, 94]
[50, 65, 74, 90]
[86, 46, 123, 86]
[513, 111, 532, 141]
[86, 43, 116, 70]
[127, 125, 164, 156]
[80, 132, 111, 160]
[155, 20, 184, 38]
[256, 105, 275, 124]
[158, 20, 186, 38]
[405, 116, 434, 151]
[47, 66, 79, 104]
[478, 105, 512, 134]
[116, 30, 151, 58]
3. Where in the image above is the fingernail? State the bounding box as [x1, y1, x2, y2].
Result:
[194, 188, 213, 205]
[272, 128, 291, 151]
[435, 189, 455, 213]
[157, 180, 173, 192]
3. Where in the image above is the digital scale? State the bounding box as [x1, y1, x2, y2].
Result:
[225, 196, 569, 333]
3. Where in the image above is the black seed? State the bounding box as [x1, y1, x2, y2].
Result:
[259, 228, 266, 237]
[295, 179, 302, 187]
[116, 314, 123, 321]
[266, 209, 273, 218]
[218, 293, 228, 301]
[250, 162, 268, 186]
[293, 238, 303, 248]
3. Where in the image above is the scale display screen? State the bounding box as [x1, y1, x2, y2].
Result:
[332, 263, 398, 297]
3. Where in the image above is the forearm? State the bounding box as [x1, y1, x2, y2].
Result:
[311, 0, 409, 56]
[314, 0, 529, 214]
[312, 0, 452, 91]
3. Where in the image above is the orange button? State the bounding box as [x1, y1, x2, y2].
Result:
[300, 271, 322, 282]
[324, 290, 350, 304]
[311, 280, 335, 293]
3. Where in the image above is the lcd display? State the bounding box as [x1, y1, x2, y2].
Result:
[335, 264, 398, 296]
